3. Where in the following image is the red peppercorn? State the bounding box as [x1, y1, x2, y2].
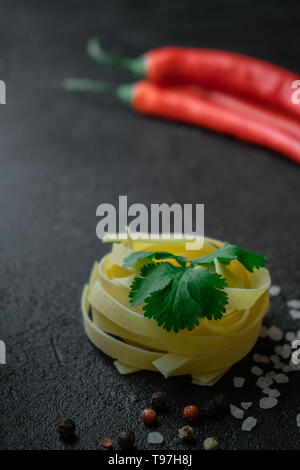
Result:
[141, 408, 157, 424]
[101, 438, 113, 449]
[183, 405, 199, 421]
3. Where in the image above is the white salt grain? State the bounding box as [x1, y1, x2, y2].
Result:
[241, 402, 252, 410]
[286, 332, 296, 343]
[256, 376, 273, 389]
[242, 417, 257, 431]
[262, 388, 280, 398]
[253, 353, 269, 364]
[148, 432, 164, 445]
[268, 326, 283, 341]
[287, 299, 300, 310]
[297, 414, 300, 428]
[270, 354, 280, 363]
[233, 377, 245, 388]
[251, 366, 263, 376]
[266, 371, 277, 379]
[269, 285, 281, 297]
[281, 344, 291, 359]
[289, 310, 300, 320]
[259, 326, 268, 338]
[282, 364, 292, 373]
[275, 344, 291, 359]
[274, 373, 289, 384]
[274, 361, 284, 370]
[230, 404, 244, 419]
[259, 397, 278, 409]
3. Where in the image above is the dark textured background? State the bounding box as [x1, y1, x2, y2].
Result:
[0, 0, 299, 450]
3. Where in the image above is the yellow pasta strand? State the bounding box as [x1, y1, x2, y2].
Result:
[82, 236, 270, 385]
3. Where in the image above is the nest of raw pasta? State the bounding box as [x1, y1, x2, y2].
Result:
[82, 236, 270, 386]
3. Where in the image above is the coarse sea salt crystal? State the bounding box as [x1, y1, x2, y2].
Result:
[259, 326, 268, 338]
[275, 344, 291, 359]
[233, 377, 245, 388]
[274, 361, 284, 370]
[297, 414, 300, 428]
[268, 326, 283, 341]
[274, 373, 289, 384]
[289, 310, 300, 320]
[262, 388, 280, 398]
[266, 371, 277, 379]
[148, 432, 164, 445]
[269, 285, 281, 297]
[259, 397, 278, 409]
[253, 353, 269, 364]
[241, 402, 252, 410]
[242, 417, 257, 431]
[230, 404, 244, 419]
[287, 299, 300, 310]
[251, 366, 263, 376]
[281, 344, 291, 359]
[286, 332, 296, 343]
[256, 376, 273, 389]
[282, 364, 292, 373]
[271, 354, 280, 363]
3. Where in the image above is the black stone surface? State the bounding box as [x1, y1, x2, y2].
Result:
[0, 0, 299, 450]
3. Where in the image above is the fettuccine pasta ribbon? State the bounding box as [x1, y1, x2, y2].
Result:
[81, 236, 270, 385]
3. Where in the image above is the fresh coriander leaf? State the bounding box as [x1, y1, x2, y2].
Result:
[123, 250, 187, 269]
[191, 242, 267, 272]
[187, 269, 228, 321]
[129, 262, 180, 306]
[129, 262, 228, 332]
[236, 248, 267, 272]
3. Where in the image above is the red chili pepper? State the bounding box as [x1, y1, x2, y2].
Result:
[134, 81, 300, 163]
[64, 78, 300, 164]
[183, 86, 300, 140]
[88, 39, 300, 120]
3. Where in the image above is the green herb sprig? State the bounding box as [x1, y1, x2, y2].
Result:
[123, 242, 267, 332]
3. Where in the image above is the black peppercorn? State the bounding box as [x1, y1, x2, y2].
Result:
[201, 393, 229, 418]
[117, 430, 135, 449]
[150, 391, 167, 411]
[213, 393, 229, 412]
[57, 419, 76, 439]
[201, 399, 217, 418]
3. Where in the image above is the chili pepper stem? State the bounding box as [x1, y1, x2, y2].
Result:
[87, 38, 145, 78]
[63, 78, 134, 105]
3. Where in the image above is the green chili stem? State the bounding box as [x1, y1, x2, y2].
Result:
[63, 78, 134, 105]
[87, 38, 145, 77]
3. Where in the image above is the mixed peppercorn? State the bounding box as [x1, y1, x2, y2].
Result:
[150, 391, 167, 411]
[183, 405, 199, 421]
[141, 407, 157, 425]
[117, 430, 135, 449]
[57, 419, 76, 440]
[57, 392, 228, 449]
[178, 425, 195, 441]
